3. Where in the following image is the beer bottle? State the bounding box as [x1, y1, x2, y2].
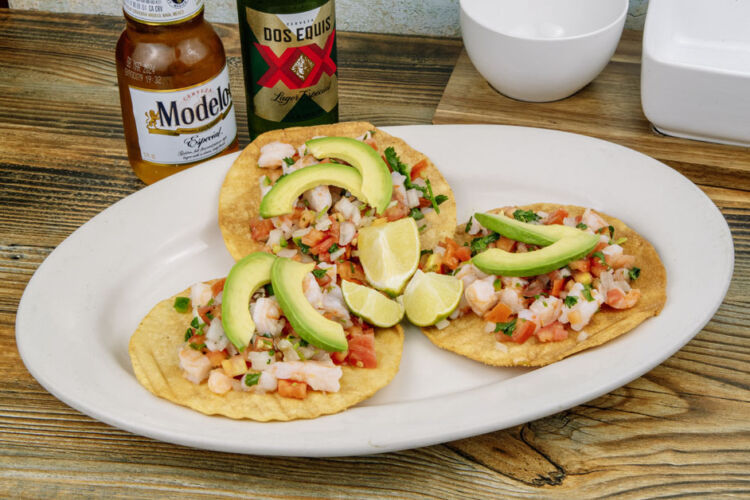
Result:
[236, 0, 339, 138]
[116, 0, 238, 184]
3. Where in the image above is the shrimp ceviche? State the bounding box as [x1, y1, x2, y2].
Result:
[419, 204, 666, 367]
[248, 130, 448, 264]
[178, 273, 381, 400]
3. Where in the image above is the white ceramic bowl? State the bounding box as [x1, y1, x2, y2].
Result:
[641, 0, 750, 146]
[460, 0, 628, 102]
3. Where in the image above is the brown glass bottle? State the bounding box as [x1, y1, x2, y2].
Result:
[116, 0, 238, 184]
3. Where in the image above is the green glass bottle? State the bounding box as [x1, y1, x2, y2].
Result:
[236, 0, 339, 138]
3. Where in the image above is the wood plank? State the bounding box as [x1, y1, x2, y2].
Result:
[433, 30, 750, 192]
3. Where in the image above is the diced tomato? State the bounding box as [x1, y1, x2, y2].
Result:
[410, 159, 428, 180]
[347, 331, 377, 368]
[384, 202, 409, 221]
[310, 236, 336, 255]
[568, 259, 590, 272]
[536, 322, 569, 342]
[211, 278, 226, 297]
[198, 304, 221, 324]
[315, 273, 332, 287]
[328, 217, 340, 242]
[590, 257, 609, 277]
[588, 241, 608, 256]
[338, 260, 367, 283]
[496, 236, 516, 252]
[205, 350, 228, 367]
[277, 379, 308, 399]
[484, 302, 512, 323]
[441, 238, 471, 271]
[550, 278, 565, 297]
[544, 208, 568, 225]
[249, 219, 274, 241]
[331, 349, 348, 365]
[187, 334, 206, 349]
[418, 197, 433, 208]
[455, 245, 471, 262]
[510, 319, 537, 344]
[301, 228, 326, 247]
[364, 138, 378, 151]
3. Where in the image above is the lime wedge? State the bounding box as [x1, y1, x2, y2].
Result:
[357, 217, 420, 296]
[341, 280, 404, 328]
[402, 270, 463, 326]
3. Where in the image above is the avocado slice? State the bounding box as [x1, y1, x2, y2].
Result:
[221, 252, 276, 351]
[259, 163, 366, 218]
[472, 233, 600, 277]
[474, 211, 582, 246]
[306, 136, 393, 214]
[271, 258, 348, 352]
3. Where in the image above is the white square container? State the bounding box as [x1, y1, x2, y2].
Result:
[641, 0, 750, 147]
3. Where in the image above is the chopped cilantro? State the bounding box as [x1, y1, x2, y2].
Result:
[184, 328, 193, 341]
[282, 157, 295, 166]
[576, 222, 588, 230]
[383, 146, 443, 213]
[264, 283, 274, 296]
[493, 278, 502, 291]
[328, 243, 340, 254]
[190, 317, 200, 328]
[418, 224, 427, 233]
[173, 296, 190, 313]
[564, 295, 578, 307]
[494, 318, 517, 336]
[312, 268, 328, 279]
[582, 285, 594, 302]
[465, 216, 473, 233]
[608, 225, 615, 238]
[189, 342, 206, 351]
[613, 237, 628, 245]
[435, 194, 449, 205]
[279, 238, 288, 248]
[628, 267, 641, 280]
[425, 178, 441, 214]
[420, 249, 433, 256]
[409, 208, 425, 220]
[470, 232, 500, 256]
[513, 209, 540, 223]
[293, 237, 311, 254]
[244, 372, 261, 387]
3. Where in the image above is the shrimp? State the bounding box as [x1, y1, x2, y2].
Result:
[258, 141, 296, 168]
[190, 282, 212, 309]
[303, 185, 332, 213]
[319, 287, 351, 326]
[339, 221, 356, 246]
[454, 263, 487, 289]
[267, 361, 343, 392]
[559, 283, 603, 331]
[498, 286, 527, 314]
[205, 319, 229, 352]
[239, 371, 278, 394]
[606, 287, 641, 309]
[529, 296, 563, 327]
[581, 208, 608, 233]
[465, 276, 499, 317]
[178, 348, 212, 384]
[302, 273, 324, 308]
[207, 369, 233, 395]
[251, 297, 284, 336]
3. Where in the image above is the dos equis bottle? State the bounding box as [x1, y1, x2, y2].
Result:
[237, 0, 339, 138]
[116, 0, 238, 184]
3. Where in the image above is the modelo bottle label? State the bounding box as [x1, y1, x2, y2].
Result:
[245, 1, 338, 122]
[128, 65, 237, 165]
[123, 0, 204, 24]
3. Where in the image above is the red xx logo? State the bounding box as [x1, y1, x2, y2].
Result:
[254, 30, 337, 90]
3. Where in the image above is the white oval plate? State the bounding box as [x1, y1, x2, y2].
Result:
[16, 125, 733, 457]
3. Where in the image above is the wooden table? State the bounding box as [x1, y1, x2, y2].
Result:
[1, 10, 748, 498]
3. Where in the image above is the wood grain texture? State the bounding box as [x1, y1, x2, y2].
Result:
[433, 30, 750, 192]
[1, 10, 748, 499]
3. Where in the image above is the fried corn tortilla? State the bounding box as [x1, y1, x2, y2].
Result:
[421, 204, 667, 367]
[129, 282, 404, 421]
[218, 121, 456, 260]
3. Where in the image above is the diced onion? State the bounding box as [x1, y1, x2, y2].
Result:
[435, 319, 450, 330]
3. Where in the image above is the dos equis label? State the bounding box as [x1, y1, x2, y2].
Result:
[129, 65, 237, 165]
[245, 1, 338, 122]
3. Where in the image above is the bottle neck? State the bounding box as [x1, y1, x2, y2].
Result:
[124, 7, 204, 32]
